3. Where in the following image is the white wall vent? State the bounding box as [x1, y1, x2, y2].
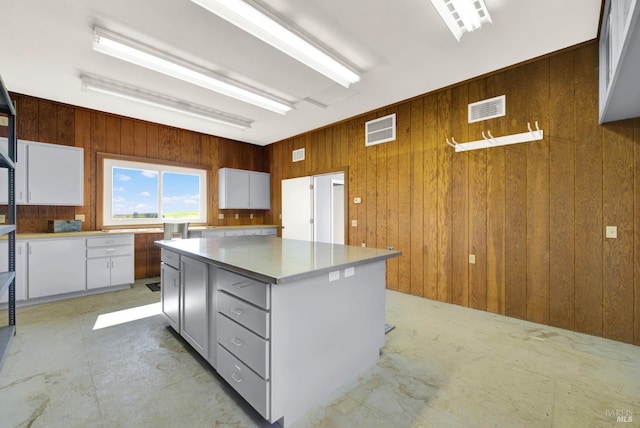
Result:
[365, 113, 396, 146]
[292, 148, 305, 162]
[468, 95, 506, 123]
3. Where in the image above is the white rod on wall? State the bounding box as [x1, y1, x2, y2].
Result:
[447, 121, 544, 152]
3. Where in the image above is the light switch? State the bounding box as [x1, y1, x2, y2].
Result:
[606, 226, 617, 239]
[250, 213, 254, 219]
[0, 214, 5, 224]
[218, 213, 224, 220]
[351, 220, 357, 227]
[235, 213, 239, 219]
[469, 254, 476, 264]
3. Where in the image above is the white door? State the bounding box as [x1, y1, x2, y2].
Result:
[282, 176, 313, 241]
[331, 181, 345, 244]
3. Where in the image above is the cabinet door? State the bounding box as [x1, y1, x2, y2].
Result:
[26, 143, 84, 205]
[249, 171, 270, 209]
[161, 262, 180, 332]
[28, 239, 85, 298]
[181, 256, 209, 358]
[0, 139, 27, 204]
[219, 168, 249, 209]
[87, 258, 111, 289]
[110, 255, 134, 286]
[0, 241, 27, 304]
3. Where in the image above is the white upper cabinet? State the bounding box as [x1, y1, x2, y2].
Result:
[599, 0, 640, 123]
[219, 168, 270, 209]
[0, 138, 84, 206]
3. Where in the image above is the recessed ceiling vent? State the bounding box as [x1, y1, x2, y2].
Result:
[365, 113, 396, 146]
[468, 95, 506, 123]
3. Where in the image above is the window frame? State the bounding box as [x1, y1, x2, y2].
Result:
[97, 153, 209, 229]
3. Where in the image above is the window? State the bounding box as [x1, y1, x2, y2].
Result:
[101, 156, 207, 227]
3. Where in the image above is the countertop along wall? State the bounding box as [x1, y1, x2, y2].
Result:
[266, 41, 640, 346]
[0, 97, 271, 279]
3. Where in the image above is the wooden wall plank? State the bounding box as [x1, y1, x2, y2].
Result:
[133, 121, 147, 158]
[485, 72, 507, 315]
[75, 109, 93, 230]
[549, 51, 576, 331]
[574, 44, 603, 337]
[450, 86, 469, 307]
[57, 104, 74, 147]
[16, 95, 39, 141]
[397, 103, 412, 294]
[635, 118, 640, 346]
[120, 119, 135, 156]
[347, 121, 359, 246]
[504, 64, 528, 320]
[37, 100, 57, 144]
[105, 115, 121, 154]
[375, 112, 388, 254]
[436, 89, 454, 303]
[525, 59, 550, 325]
[385, 110, 399, 291]
[602, 121, 635, 344]
[467, 80, 488, 311]
[423, 94, 439, 300]
[410, 99, 425, 296]
[365, 132, 378, 248]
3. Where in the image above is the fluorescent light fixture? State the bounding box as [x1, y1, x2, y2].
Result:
[430, 0, 492, 41]
[92, 26, 293, 115]
[81, 75, 253, 130]
[190, 0, 361, 88]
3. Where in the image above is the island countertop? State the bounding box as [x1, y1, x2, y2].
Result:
[155, 236, 401, 284]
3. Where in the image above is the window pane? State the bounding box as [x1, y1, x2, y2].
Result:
[112, 167, 159, 220]
[162, 172, 201, 219]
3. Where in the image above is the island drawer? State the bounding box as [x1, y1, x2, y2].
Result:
[217, 313, 270, 379]
[217, 268, 270, 309]
[161, 249, 180, 269]
[218, 291, 270, 339]
[217, 344, 269, 420]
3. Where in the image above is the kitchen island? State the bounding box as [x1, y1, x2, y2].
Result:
[155, 236, 400, 427]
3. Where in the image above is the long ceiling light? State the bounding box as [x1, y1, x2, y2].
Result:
[80, 75, 253, 130]
[430, 0, 492, 41]
[190, 0, 361, 88]
[92, 26, 293, 115]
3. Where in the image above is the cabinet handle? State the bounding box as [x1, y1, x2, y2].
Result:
[231, 373, 243, 383]
[230, 337, 243, 347]
[173, 277, 178, 288]
[28, 245, 32, 255]
[229, 308, 243, 316]
[106, 261, 110, 269]
[106, 248, 115, 253]
[232, 280, 255, 289]
[111, 260, 114, 268]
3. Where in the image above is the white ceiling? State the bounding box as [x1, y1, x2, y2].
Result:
[2, 0, 602, 146]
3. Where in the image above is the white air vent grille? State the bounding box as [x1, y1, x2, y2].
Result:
[292, 148, 305, 162]
[365, 113, 396, 146]
[468, 95, 506, 123]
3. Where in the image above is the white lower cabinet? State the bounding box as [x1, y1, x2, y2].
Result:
[181, 256, 209, 359]
[86, 235, 134, 289]
[0, 241, 27, 304]
[28, 238, 86, 299]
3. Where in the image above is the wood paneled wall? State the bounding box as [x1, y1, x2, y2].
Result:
[0, 98, 269, 279]
[266, 41, 640, 346]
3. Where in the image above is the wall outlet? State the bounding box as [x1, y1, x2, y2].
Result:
[351, 220, 358, 227]
[0, 214, 5, 224]
[605, 226, 617, 239]
[354, 197, 362, 204]
[469, 254, 476, 264]
[235, 213, 239, 219]
[75, 214, 85, 222]
[218, 213, 224, 220]
[344, 267, 355, 277]
[329, 271, 340, 282]
[361, 242, 366, 247]
[0, 117, 8, 127]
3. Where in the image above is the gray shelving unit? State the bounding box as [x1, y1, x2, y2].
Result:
[0, 73, 17, 371]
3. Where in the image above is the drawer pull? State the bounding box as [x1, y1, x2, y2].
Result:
[229, 308, 244, 316]
[231, 373, 243, 383]
[233, 280, 256, 289]
[105, 248, 115, 253]
[230, 337, 244, 347]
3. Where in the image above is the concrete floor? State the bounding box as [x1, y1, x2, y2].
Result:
[0, 279, 638, 428]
